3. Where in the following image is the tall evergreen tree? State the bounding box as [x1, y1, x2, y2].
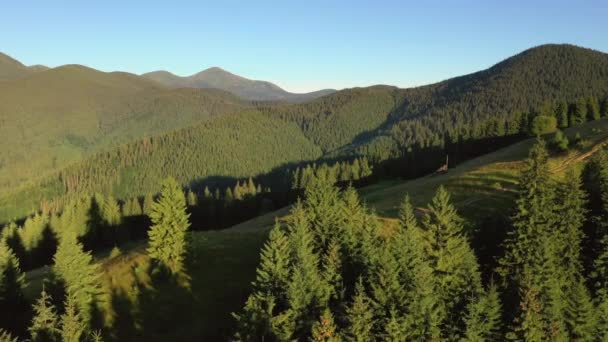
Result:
[233, 223, 293, 340]
[310, 309, 341, 342]
[0, 241, 27, 335]
[29, 287, 60, 342]
[463, 283, 502, 341]
[345, 279, 374, 342]
[147, 177, 191, 274]
[555, 100, 569, 128]
[52, 233, 100, 326]
[60, 294, 85, 342]
[417, 186, 482, 337]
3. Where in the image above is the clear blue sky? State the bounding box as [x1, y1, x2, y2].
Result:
[2, 0, 607, 92]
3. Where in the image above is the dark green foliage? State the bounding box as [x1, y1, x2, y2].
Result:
[555, 100, 570, 128]
[310, 309, 341, 342]
[0, 241, 28, 335]
[601, 98, 608, 117]
[550, 130, 569, 152]
[586, 96, 601, 121]
[501, 141, 598, 341]
[529, 115, 557, 136]
[236, 178, 490, 340]
[570, 98, 588, 126]
[345, 279, 374, 341]
[463, 283, 502, 342]
[147, 177, 191, 274]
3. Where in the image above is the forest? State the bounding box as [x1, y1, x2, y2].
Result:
[1, 43, 608, 341]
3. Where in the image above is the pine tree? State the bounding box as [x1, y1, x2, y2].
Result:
[345, 279, 374, 342]
[463, 283, 502, 341]
[29, 287, 60, 342]
[586, 96, 600, 121]
[233, 223, 293, 340]
[383, 309, 404, 342]
[147, 177, 191, 274]
[0, 329, 18, 342]
[286, 208, 324, 336]
[601, 98, 608, 118]
[0, 241, 27, 334]
[186, 189, 198, 207]
[500, 139, 555, 284]
[570, 98, 587, 126]
[142, 193, 155, 215]
[52, 233, 100, 326]
[564, 280, 597, 341]
[510, 280, 547, 342]
[102, 196, 121, 226]
[310, 309, 341, 342]
[417, 186, 482, 336]
[555, 100, 569, 128]
[60, 295, 85, 342]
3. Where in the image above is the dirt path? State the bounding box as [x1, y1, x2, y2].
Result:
[551, 137, 608, 173]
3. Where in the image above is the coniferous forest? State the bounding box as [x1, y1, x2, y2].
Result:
[2, 12, 608, 341]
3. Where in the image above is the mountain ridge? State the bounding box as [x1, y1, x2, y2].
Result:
[142, 67, 336, 102]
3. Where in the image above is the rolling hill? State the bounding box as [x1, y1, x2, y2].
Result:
[142, 67, 336, 102]
[0, 52, 48, 81]
[1, 44, 608, 222]
[0, 60, 248, 194]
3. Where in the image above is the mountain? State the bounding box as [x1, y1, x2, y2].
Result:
[0, 60, 248, 195]
[142, 67, 336, 102]
[2, 44, 608, 222]
[0, 52, 48, 81]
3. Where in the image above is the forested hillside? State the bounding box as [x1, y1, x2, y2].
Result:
[0, 63, 248, 193]
[2, 44, 608, 223]
[264, 44, 608, 160]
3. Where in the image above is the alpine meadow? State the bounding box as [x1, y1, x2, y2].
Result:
[1, 2, 608, 341]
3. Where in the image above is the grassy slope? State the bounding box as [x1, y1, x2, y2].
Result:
[22, 119, 608, 340]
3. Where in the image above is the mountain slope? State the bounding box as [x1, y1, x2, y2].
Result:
[0, 52, 48, 81]
[0, 111, 322, 221]
[0, 63, 248, 193]
[260, 44, 608, 158]
[2, 44, 608, 221]
[142, 67, 335, 102]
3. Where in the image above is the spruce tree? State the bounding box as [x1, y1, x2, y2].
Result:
[29, 287, 60, 342]
[147, 177, 191, 274]
[417, 186, 481, 336]
[345, 279, 374, 342]
[233, 223, 293, 340]
[286, 204, 324, 337]
[555, 100, 569, 128]
[310, 309, 341, 342]
[0, 329, 18, 342]
[52, 233, 100, 326]
[463, 283, 502, 341]
[500, 139, 555, 285]
[586, 96, 600, 121]
[186, 189, 198, 207]
[142, 193, 154, 215]
[0, 241, 27, 334]
[60, 294, 85, 342]
[102, 196, 121, 226]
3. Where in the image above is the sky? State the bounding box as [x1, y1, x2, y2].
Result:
[1, 0, 607, 93]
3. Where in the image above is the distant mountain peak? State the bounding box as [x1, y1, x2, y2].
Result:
[142, 66, 335, 102]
